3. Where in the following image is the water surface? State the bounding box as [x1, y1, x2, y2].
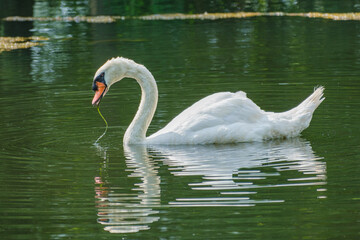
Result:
[0, 1, 359, 239]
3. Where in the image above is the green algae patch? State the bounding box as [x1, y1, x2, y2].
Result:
[5, 12, 360, 23]
[0, 36, 49, 53]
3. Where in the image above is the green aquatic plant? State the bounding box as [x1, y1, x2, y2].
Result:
[94, 106, 108, 144]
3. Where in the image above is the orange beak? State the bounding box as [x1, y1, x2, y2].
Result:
[92, 82, 107, 106]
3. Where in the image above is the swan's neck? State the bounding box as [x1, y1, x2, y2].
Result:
[123, 64, 158, 145]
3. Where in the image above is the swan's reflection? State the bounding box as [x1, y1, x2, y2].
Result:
[94, 144, 160, 233]
[151, 138, 326, 206]
[94, 138, 326, 233]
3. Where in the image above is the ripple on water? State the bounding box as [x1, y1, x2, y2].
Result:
[92, 138, 326, 233]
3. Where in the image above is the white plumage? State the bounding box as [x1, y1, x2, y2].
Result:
[147, 88, 324, 144]
[91, 57, 324, 145]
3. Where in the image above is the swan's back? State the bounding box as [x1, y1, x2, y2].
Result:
[146, 87, 324, 145]
[147, 91, 267, 144]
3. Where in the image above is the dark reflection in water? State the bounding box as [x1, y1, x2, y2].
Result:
[94, 138, 326, 233]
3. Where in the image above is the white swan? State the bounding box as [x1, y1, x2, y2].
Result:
[92, 57, 324, 145]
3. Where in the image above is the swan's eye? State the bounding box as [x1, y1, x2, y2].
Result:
[92, 72, 106, 91]
[95, 72, 105, 82]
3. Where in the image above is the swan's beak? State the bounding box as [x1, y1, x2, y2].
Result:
[92, 82, 107, 106]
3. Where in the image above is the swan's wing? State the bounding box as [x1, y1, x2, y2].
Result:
[170, 91, 266, 132]
[147, 91, 267, 143]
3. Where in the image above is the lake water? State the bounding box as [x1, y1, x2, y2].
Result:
[0, 1, 359, 239]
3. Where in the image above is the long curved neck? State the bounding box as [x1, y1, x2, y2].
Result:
[123, 64, 158, 145]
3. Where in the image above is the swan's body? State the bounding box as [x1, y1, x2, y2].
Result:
[92, 57, 324, 145]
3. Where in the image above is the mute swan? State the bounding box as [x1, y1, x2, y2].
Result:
[92, 57, 324, 145]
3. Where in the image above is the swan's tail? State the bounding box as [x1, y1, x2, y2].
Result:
[293, 86, 325, 115]
[272, 86, 325, 138]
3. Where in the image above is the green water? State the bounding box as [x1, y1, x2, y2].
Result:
[1, 1, 359, 239]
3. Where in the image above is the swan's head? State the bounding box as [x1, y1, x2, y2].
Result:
[92, 57, 133, 106]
